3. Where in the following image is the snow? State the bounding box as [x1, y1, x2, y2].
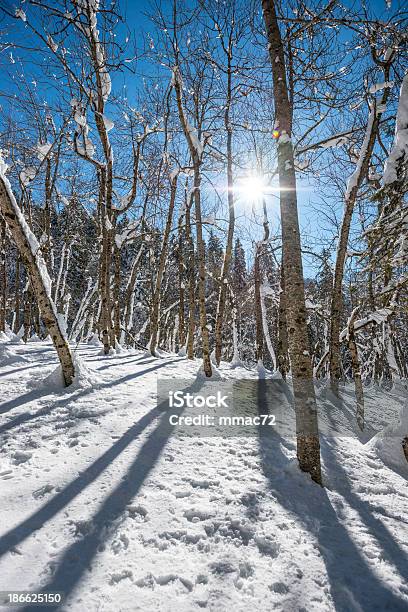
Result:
[37, 142, 52, 161]
[345, 105, 376, 200]
[71, 99, 95, 159]
[202, 215, 215, 225]
[369, 81, 394, 94]
[15, 8, 26, 22]
[115, 220, 140, 249]
[277, 132, 291, 145]
[47, 35, 58, 53]
[102, 115, 114, 132]
[0, 156, 8, 175]
[368, 382, 408, 472]
[0, 167, 53, 300]
[0, 341, 407, 611]
[320, 135, 348, 148]
[19, 166, 36, 186]
[172, 66, 205, 159]
[383, 72, 408, 185]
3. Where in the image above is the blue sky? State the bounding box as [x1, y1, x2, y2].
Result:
[0, 0, 402, 276]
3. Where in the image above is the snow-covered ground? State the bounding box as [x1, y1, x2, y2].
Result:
[0, 338, 407, 611]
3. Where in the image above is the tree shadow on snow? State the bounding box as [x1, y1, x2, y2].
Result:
[0, 388, 52, 415]
[255, 380, 407, 612]
[0, 359, 180, 435]
[3, 379, 203, 612]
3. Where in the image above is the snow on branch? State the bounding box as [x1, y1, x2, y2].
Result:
[383, 73, 408, 185]
[71, 98, 95, 159]
[171, 66, 209, 161]
[345, 105, 376, 200]
[0, 167, 52, 300]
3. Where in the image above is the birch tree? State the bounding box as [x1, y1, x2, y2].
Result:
[0, 166, 75, 386]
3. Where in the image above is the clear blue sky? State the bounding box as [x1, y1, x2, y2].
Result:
[0, 0, 400, 277]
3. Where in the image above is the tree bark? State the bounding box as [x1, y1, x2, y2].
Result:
[254, 245, 264, 363]
[347, 308, 364, 430]
[329, 64, 393, 388]
[0, 214, 6, 332]
[214, 43, 235, 365]
[193, 171, 212, 376]
[173, 66, 212, 376]
[177, 209, 186, 350]
[262, 0, 321, 484]
[14, 256, 21, 333]
[113, 243, 121, 342]
[185, 193, 195, 359]
[277, 266, 290, 378]
[0, 176, 75, 386]
[149, 174, 178, 356]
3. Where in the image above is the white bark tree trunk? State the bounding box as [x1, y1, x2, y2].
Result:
[0, 174, 75, 386]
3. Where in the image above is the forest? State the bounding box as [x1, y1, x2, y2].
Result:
[0, 0, 407, 611]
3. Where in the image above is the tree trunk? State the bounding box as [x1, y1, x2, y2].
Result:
[347, 309, 364, 430]
[149, 174, 178, 356]
[214, 49, 235, 365]
[262, 0, 321, 484]
[173, 66, 212, 376]
[0, 214, 6, 332]
[14, 256, 21, 333]
[185, 194, 195, 359]
[99, 219, 114, 354]
[123, 244, 143, 338]
[0, 175, 75, 386]
[254, 245, 264, 363]
[329, 66, 393, 388]
[113, 243, 121, 342]
[177, 210, 186, 350]
[277, 266, 290, 378]
[23, 283, 32, 342]
[193, 170, 212, 376]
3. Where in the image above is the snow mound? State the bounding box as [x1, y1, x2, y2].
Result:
[0, 328, 22, 344]
[368, 396, 408, 472]
[257, 360, 266, 379]
[115, 341, 127, 354]
[196, 363, 223, 381]
[230, 354, 244, 369]
[0, 331, 10, 343]
[87, 333, 102, 347]
[28, 334, 43, 343]
[32, 352, 102, 391]
[0, 344, 28, 365]
[178, 345, 187, 357]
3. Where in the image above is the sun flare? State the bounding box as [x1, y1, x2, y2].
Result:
[236, 174, 266, 201]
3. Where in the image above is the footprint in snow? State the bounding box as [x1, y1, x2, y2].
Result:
[269, 581, 289, 595]
[11, 451, 32, 465]
[0, 469, 13, 479]
[109, 569, 133, 584]
[32, 484, 54, 499]
[174, 490, 192, 498]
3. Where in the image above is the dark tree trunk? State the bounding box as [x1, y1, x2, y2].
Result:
[262, 0, 321, 484]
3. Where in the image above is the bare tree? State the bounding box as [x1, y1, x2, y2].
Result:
[262, 0, 321, 483]
[0, 171, 75, 386]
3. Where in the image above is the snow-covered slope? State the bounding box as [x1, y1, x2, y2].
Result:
[0, 340, 407, 611]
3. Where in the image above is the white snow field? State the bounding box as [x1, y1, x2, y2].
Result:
[0, 337, 407, 612]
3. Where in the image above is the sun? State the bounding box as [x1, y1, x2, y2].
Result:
[236, 174, 266, 202]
